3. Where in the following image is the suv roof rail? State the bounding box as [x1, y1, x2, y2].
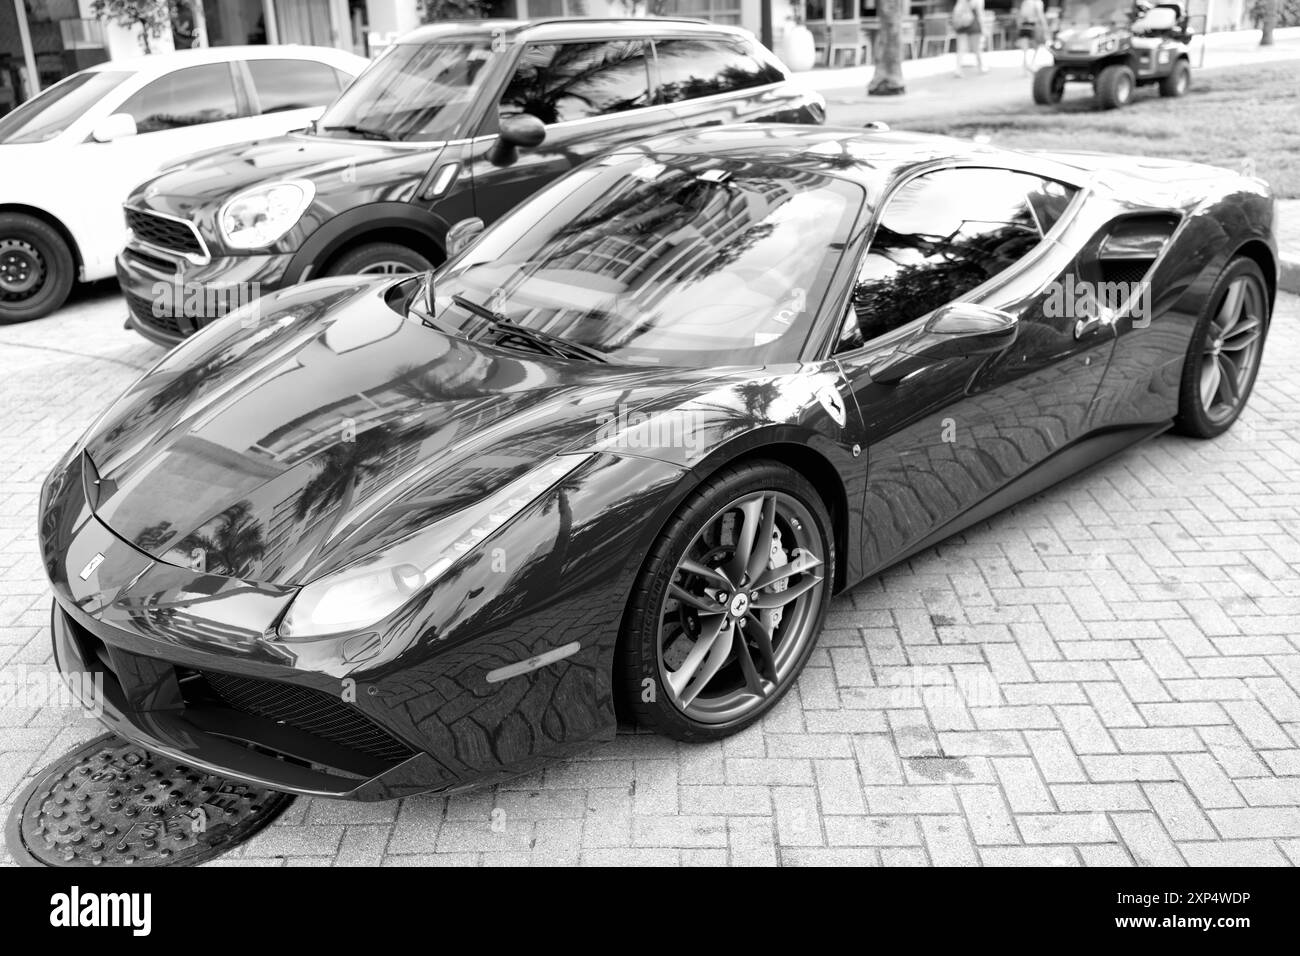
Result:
[519, 16, 716, 29]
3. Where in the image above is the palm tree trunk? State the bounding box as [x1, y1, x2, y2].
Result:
[869, 0, 906, 95]
[1261, 0, 1278, 45]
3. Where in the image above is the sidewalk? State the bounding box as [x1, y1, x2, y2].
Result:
[790, 26, 1300, 94]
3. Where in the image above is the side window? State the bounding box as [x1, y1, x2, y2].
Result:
[652, 38, 784, 105]
[248, 59, 343, 113]
[498, 41, 652, 124]
[118, 64, 241, 133]
[837, 168, 1074, 351]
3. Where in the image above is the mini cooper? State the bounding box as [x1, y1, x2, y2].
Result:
[115, 17, 825, 346]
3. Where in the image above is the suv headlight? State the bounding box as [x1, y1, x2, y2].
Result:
[278, 456, 589, 639]
[219, 180, 315, 250]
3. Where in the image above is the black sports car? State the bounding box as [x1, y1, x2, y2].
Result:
[40, 126, 1275, 799]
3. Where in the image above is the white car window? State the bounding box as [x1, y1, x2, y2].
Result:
[118, 63, 242, 134]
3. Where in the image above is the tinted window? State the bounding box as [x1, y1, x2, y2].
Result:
[317, 40, 492, 142]
[838, 168, 1064, 351]
[119, 64, 240, 133]
[248, 59, 342, 113]
[498, 41, 652, 124]
[0, 71, 130, 144]
[652, 38, 784, 104]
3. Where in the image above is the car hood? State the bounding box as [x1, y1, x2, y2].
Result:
[131, 132, 439, 217]
[81, 276, 725, 586]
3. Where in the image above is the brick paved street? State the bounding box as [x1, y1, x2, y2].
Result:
[2, 284, 1299, 867]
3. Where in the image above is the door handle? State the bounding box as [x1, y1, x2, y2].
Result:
[1073, 314, 1106, 339]
[1073, 303, 1117, 340]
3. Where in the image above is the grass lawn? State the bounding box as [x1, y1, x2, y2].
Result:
[905, 63, 1300, 198]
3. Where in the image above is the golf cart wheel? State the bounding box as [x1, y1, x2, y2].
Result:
[0, 213, 75, 324]
[1095, 64, 1136, 109]
[1032, 67, 1066, 105]
[1159, 59, 1190, 97]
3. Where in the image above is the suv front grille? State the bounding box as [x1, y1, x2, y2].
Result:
[195, 670, 416, 765]
[125, 288, 187, 338]
[125, 207, 206, 260]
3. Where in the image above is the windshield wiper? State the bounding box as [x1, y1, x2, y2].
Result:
[451, 294, 608, 364]
[321, 123, 394, 141]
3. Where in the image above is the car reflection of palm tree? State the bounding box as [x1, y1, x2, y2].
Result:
[133, 520, 175, 553]
[293, 427, 396, 525]
[503, 42, 646, 125]
[176, 501, 266, 579]
[692, 380, 782, 441]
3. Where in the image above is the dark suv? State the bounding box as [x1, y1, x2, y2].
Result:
[117, 17, 826, 345]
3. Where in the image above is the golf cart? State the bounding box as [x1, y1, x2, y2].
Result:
[1032, 0, 1199, 110]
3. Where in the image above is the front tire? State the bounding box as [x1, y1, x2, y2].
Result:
[1095, 64, 1136, 109]
[1032, 66, 1065, 105]
[324, 242, 433, 277]
[0, 213, 75, 323]
[619, 461, 834, 741]
[1173, 257, 1269, 439]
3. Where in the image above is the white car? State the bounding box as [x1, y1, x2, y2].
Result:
[0, 45, 367, 323]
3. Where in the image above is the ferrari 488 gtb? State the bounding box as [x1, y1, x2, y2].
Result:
[40, 126, 1275, 798]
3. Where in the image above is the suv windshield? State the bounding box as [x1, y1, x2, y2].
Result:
[0, 71, 130, 145]
[315, 40, 492, 142]
[430, 152, 863, 366]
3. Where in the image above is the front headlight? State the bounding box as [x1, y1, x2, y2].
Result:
[278, 456, 589, 639]
[219, 180, 315, 250]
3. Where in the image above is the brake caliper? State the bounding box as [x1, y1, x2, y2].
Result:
[761, 531, 789, 633]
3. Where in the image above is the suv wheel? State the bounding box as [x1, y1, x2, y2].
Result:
[0, 213, 75, 323]
[325, 242, 434, 277]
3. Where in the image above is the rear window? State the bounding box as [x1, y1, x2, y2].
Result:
[248, 59, 344, 113]
[652, 37, 785, 104]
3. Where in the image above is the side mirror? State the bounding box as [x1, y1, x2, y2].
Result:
[446, 217, 485, 258]
[91, 113, 137, 143]
[870, 303, 1018, 385]
[488, 113, 546, 167]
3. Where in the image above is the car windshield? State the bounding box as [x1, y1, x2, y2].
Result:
[314, 40, 492, 142]
[0, 71, 131, 145]
[429, 152, 863, 366]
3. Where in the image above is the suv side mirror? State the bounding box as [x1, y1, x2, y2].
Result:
[489, 113, 546, 167]
[91, 113, 137, 143]
[870, 303, 1019, 384]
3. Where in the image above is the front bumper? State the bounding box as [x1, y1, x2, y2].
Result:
[116, 244, 297, 347]
[39, 451, 620, 800]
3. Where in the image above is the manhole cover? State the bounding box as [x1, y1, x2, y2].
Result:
[6, 733, 295, 867]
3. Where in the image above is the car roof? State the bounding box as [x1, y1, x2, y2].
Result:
[399, 16, 752, 45]
[84, 45, 365, 76]
[634, 124, 1086, 192]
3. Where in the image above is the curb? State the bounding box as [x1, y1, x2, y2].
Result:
[1282, 256, 1300, 296]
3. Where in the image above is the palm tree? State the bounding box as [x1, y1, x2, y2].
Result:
[870, 0, 907, 95]
[1261, 0, 1279, 44]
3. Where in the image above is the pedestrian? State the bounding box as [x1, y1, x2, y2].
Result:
[1016, 0, 1051, 73]
[952, 0, 989, 77]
